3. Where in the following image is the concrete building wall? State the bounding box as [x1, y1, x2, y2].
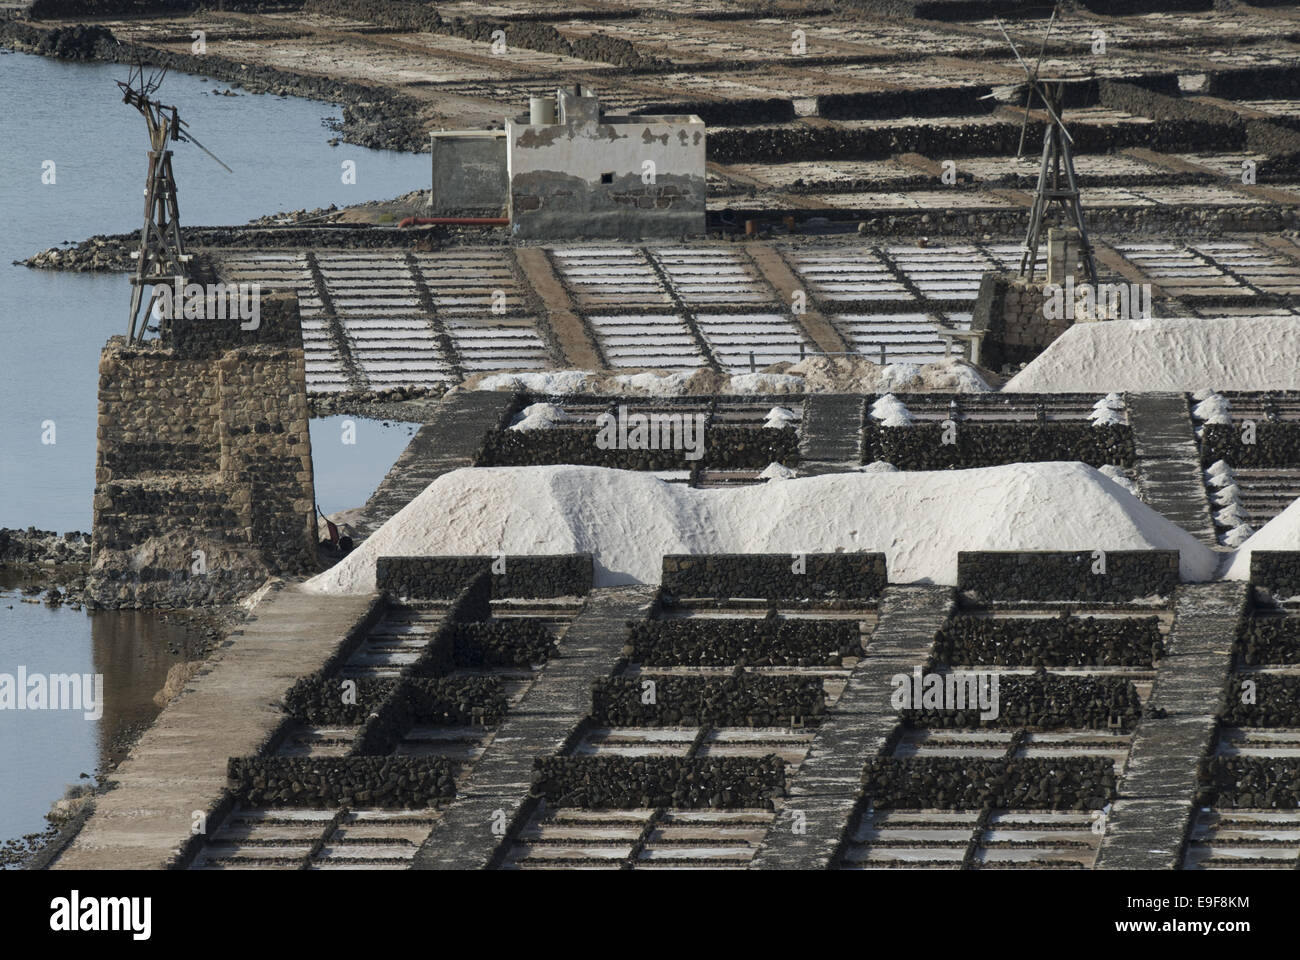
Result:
[430, 131, 508, 215]
[506, 110, 705, 240]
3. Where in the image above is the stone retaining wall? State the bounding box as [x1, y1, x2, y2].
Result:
[590, 676, 827, 727]
[628, 615, 861, 666]
[1248, 552, 1300, 602]
[660, 552, 887, 601]
[901, 674, 1143, 731]
[531, 755, 787, 809]
[376, 554, 593, 600]
[226, 755, 457, 808]
[861, 756, 1117, 809]
[864, 422, 1135, 469]
[1199, 757, 1300, 807]
[476, 426, 799, 470]
[89, 292, 315, 607]
[931, 614, 1163, 667]
[957, 551, 1179, 603]
[1201, 424, 1300, 468]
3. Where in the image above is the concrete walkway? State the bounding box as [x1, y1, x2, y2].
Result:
[798, 393, 865, 468]
[751, 585, 955, 869]
[413, 585, 657, 869]
[1095, 581, 1246, 870]
[51, 586, 380, 870]
[1126, 392, 1219, 546]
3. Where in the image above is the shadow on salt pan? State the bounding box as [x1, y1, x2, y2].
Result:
[304, 461, 1220, 595]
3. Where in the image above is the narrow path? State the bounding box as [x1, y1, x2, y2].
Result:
[1095, 581, 1246, 870]
[745, 243, 848, 355]
[1126, 392, 1219, 546]
[798, 393, 864, 468]
[751, 585, 955, 870]
[412, 586, 658, 870]
[513, 246, 604, 369]
[51, 586, 382, 870]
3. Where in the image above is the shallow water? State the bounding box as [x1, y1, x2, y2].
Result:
[0, 571, 201, 853]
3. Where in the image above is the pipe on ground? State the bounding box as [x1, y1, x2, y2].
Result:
[398, 216, 509, 228]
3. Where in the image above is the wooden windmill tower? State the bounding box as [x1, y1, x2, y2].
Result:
[117, 63, 231, 344]
[997, 10, 1098, 286]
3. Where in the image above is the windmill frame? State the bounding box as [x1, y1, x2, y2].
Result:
[997, 12, 1099, 287]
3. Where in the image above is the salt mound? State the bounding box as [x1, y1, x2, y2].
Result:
[475, 370, 595, 393]
[508, 402, 573, 431]
[1225, 496, 1300, 580]
[728, 373, 805, 394]
[305, 462, 1219, 594]
[787, 355, 991, 394]
[1004, 316, 1300, 393]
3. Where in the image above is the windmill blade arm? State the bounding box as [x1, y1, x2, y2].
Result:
[177, 130, 233, 173]
[1030, 5, 1059, 80]
[996, 18, 1035, 80]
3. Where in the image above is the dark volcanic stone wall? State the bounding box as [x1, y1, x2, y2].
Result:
[1249, 552, 1300, 602]
[376, 555, 593, 600]
[1199, 757, 1300, 808]
[1235, 613, 1300, 665]
[591, 676, 827, 726]
[476, 426, 799, 470]
[531, 755, 787, 809]
[1221, 675, 1300, 727]
[863, 421, 1135, 469]
[932, 614, 1164, 667]
[957, 551, 1179, 603]
[660, 553, 887, 602]
[1201, 424, 1300, 468]
[447, 620, 557, 669]
[227, 755, 457, 808]
[900, 674, 1143, 731]
[861, 757, 1117, 810]
[284, 675, 507, 726]
[628, 615, 861, 667]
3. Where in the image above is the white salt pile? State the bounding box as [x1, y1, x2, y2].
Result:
[1192, 393, 1233, 426]
[763, 406, 799, 428]
[1225, 496, 1300, 581]
[1089, 397, 1125, 427]
[305, 462, 1219, 594]
[727, 373, 806, 394]
[870, 394, 915, 427]
[610, 371, 696, 395]
[1097, 464, 1141, 498]
[1004, 316, 1300, 393]
[475, 370, 596, 394]
[507, 402, 573, 431]
[758, 462, 798, 481]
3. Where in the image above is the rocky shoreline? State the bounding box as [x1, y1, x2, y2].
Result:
[0, 20, 428, 153]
